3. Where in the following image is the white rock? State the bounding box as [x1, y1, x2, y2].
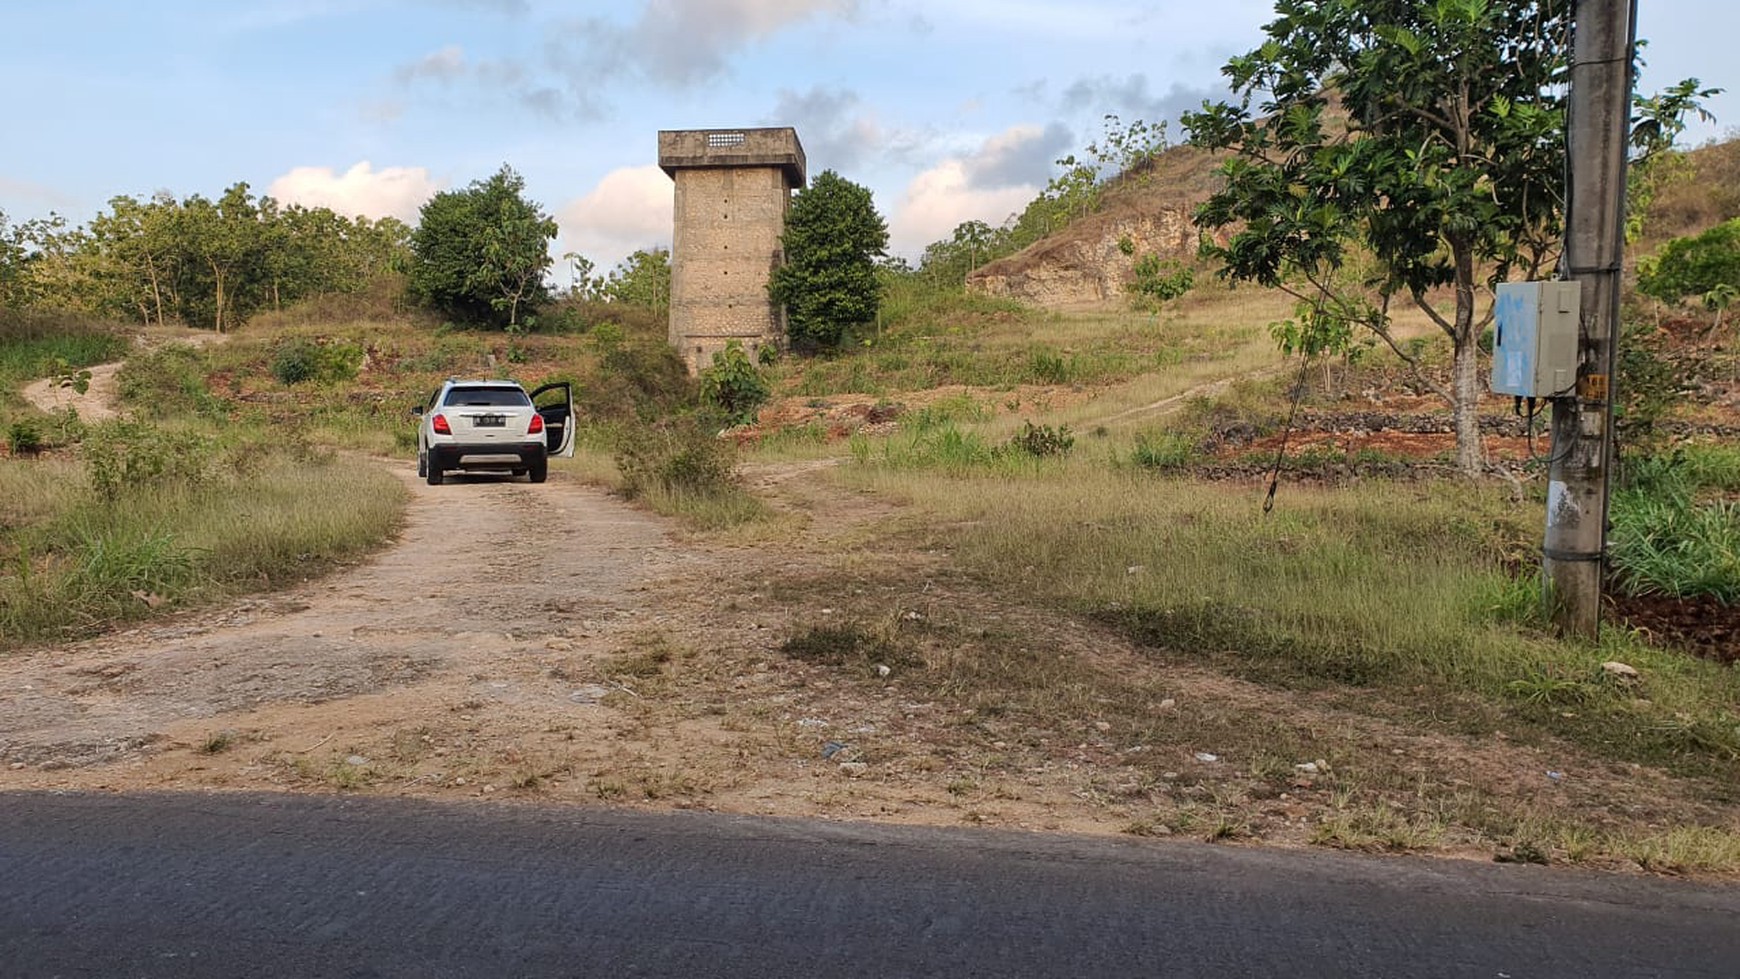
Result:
[1194, 752, 1219, 763]
[1294, 762, 1320, 775]
[1602, 661, 1640, 680]
[1159, 698, 1177, 709]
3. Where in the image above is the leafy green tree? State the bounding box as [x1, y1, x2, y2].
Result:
[769, 170, 889, 349]
[409, 165, 557, 328]
[601, 248, 671, 310]
[1184, 0, 1578, 474]
[172, 183, 266, 332]
[1186, 1, 1714, 474]
[88, 193, 184, 325]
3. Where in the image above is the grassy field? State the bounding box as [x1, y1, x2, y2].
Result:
[5, 278, 1735, 872]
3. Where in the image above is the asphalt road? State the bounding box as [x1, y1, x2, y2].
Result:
[2, 792, 1735, 978]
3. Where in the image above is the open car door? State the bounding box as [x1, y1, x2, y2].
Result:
[529, 381, 575, 459]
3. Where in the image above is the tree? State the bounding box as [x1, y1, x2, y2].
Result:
[0, 210, 24, 309]
[409, 165, 557, 328]
[601, 248, 671, 310]
[1184, 0, 1580, 474]
[769, 170, 889, 349]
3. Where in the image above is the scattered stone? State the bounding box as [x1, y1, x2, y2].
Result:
[875, 664, 892, 678]
[838, 761, 869, 778]
[1162, 772, 1179, 780]
[1602, 661, 1641, 682]
[8, 762, 25, 771]
[545, 638, 575, 652]
[1159, 698, 1177, 710]
[454, 777, 468, 786]
[345, 755, 369, 767]
[798, 717, 828, 729]
[1294, 762, 1320, 775]
[1194, 752, 1220, 763]
[902, 611, 923, 621]
[1126, 566, 1145, 575]
[1094, 721, 1112, 733]
[482, 784, 498, 794]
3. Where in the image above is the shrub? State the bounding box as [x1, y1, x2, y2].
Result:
[81, 419, 216, 502]
[699, 340, 771, 425]
[7, 420, 44, 456]
[116, 346, 226, 418]
[614, 423, 738, 499]
[1006, 421, 1074, 458]
[271, 338, 363, 386]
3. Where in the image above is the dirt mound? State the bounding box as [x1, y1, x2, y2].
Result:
[967, 145, 1224, 309]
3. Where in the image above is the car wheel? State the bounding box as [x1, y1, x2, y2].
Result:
[528, 460, 548, 483]
[417, 445, 428, 478]
[426, 457, 444, 485]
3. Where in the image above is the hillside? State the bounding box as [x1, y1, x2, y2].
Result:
[965, 144, 1223, 308]
[972, 132, 1740, 311]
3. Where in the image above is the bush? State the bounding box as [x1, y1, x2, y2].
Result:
[1005, 421, 1074, 458]
[699, 340, 771, 425]
[116, 346, 227, 418]
[80, 419, 217, 502]
[7, 420, 44, 456]
[271, 338, 362, 386]
[614, 423, 738, 500]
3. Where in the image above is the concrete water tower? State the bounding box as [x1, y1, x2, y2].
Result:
[658, 127, 807, 373]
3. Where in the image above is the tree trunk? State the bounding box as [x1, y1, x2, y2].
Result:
[1451, 241, 1484, 474]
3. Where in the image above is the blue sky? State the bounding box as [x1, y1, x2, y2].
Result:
[2, 1, 1733, 275]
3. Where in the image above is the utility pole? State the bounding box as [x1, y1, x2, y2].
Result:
[1544, 0, 1636, 637]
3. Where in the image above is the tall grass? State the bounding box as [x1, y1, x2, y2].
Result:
[1611, 446, 1740, 602]
[846, 462, 1740, 773]
[0, 445, 405, 647]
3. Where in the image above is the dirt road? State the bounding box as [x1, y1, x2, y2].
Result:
[0, 468, 706, 782]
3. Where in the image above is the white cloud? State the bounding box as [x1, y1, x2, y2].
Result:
[885, 123, 1070, 257]
[889, 159, 1035, 260]
[266, 162, 442, 222]
[395, 45, 468, 83]
[557, 165, 673, 271]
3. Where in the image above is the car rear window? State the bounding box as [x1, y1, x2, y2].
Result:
[443, 386, 532, 407]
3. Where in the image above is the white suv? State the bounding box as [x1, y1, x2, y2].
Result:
[415, 379, 574, 485]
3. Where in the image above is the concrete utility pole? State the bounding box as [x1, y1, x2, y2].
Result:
[1544, 0, 1637, 637]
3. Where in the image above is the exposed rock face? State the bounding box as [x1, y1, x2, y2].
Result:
[966, 207, 1198, 310]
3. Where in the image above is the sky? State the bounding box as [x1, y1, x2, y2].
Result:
[2, 0, 1734, 278]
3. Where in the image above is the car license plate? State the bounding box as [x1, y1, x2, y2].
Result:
[474, 414, 506, 427]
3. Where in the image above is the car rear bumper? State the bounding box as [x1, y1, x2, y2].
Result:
[429, 444, 546, 471]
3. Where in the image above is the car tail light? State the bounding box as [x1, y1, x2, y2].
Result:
[432, 413, 451, 434]
[528, 414, 545, 435]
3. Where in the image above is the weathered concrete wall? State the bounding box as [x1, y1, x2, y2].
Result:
[660, 128, 806, 373]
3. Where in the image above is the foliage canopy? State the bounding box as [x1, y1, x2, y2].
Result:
[409, 165, 557, 328]
[769, 170, 888, 349]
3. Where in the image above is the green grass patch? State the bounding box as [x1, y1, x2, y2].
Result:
[847, 463, 1740, 776]
[0, 430, 405, 647]
[1611, 447, 1740, 602]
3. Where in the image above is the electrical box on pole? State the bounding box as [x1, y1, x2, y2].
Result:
[1491, 281, 1582, 398]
